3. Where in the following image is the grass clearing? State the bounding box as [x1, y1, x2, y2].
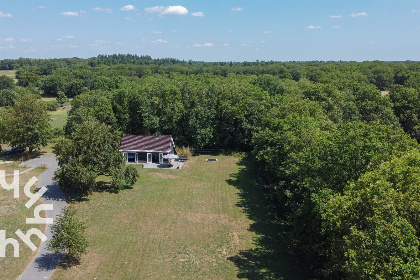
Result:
[0, 163, 47, 280]
[0, 70, 17, 82]
[48, 106, 70, 129]
[50, 155, 304, 279]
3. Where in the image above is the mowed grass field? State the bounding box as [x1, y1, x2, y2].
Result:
[48, 105, 71, 129]
[0, 163, 46, 280]
[0, 70, 17, 82]
[50, 155, 288, 280]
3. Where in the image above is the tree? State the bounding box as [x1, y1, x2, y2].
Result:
[287, 122, 418, 276]
[0, 89, 19, 107]
[55, 120, 137, 196]
[47, 206, 87, 266]
[0, 75, 14, 90]
[16, 71, 40, 87]
[389, 85, 420, 140]
[64, 92, 117, 135]
[1, 94, 51, 155]
[323, 150, 420, 279]
[56, 91, 68, 107]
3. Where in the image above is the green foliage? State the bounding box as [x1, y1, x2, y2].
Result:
[16, 71, 40, 87]
[348, 82, 400, 127]
[45, 100, 59, 111]
[0, 94, 51, 154]
[0, 89, 19, 107]
[287, 122, 418, 275]
[65, 92, 117, 135]
[389, 85, 420, 140]
[322, 150, 420, 279]
[56, 91, 68, 106]
[54, 120, 125, 196]
[123, 165, 139, 186]
[6, 56, 420, 277]
[47, 206, 88, 266]
[54, 159, 97, 195]
[0, 75, 14, 90]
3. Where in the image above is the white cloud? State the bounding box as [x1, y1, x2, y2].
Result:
[38, 6, 46, 9]
[223, 43, 230, 47]
[264, 31, 272, 34]
[60, 11, 79, 17]
[232, 7, 243, 12]
[121, 5, 135, 11]
[191, 12, 204, 17]
[193, 43, 214, 47]
[145, 5, 188, 17]
[161, 6, 188, 17]
[0, 11, 12, 18]
[21, 38, 34, 42]
[330, 15, 342, 18]
[152, 39, 168, 44]
[332, 25, 341, 29]
[65, 35, 75, 39]
[153, 31, 162, 34]
[240, 43, 248, 46]
[93, 7, 113, 13]
[412, 9, 420, 13]
[307, 25, 321, 29]
[145, 6, 166, 13]
[350, 12, 369, 17]
[4, 38, 15, 42]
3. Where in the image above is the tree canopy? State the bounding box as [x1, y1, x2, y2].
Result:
[0, 94, 51, 154]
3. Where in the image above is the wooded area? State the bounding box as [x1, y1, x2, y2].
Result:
[2, 55, 420, 278]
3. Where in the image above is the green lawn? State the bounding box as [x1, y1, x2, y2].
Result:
[48, 106, 70, 129]
[50, 155, 304, 280]
[0, 163, 46, 280]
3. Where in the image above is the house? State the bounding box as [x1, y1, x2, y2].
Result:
[120, 134, 175, 164]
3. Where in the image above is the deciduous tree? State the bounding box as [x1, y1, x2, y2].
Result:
[1, 94, 51, 155]
[47, 206, 88, 266]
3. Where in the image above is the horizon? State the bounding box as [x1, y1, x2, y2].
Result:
[1, 0, 420, 62]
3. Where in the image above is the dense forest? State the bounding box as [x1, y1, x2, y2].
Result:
[2, 54, 420, 279]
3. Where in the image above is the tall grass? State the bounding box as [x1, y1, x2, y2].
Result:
[175, 146, 193, 159]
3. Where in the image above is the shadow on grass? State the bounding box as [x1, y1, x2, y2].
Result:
[226, 159, 308, 280]
[64, 181, 134, 203]
[0, 150, 44, 162]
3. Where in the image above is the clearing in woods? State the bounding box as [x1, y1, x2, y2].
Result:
[50, 155, 305, 279]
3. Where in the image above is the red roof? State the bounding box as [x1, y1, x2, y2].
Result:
[120, 134, 174, 152]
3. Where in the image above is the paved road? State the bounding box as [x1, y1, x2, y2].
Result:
[18, 155, 66, 280]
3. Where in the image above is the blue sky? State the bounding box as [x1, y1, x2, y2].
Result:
[1, 0, 420, 61]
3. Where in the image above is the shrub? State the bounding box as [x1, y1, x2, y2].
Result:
[124, 165, 139, 186]
[47, 206, 88, 266]
[46, 100, 59, 111]
[55, 160, 96, 196]
[175, 146, 193, 159]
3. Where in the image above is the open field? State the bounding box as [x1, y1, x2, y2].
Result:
[48, 106, 70, 129]
[0, 70, 17, 81]
[51, 155, 304, 280]
[0, 163, 46, 280]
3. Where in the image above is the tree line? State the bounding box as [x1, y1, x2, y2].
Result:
[2, 55, 420, 278]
